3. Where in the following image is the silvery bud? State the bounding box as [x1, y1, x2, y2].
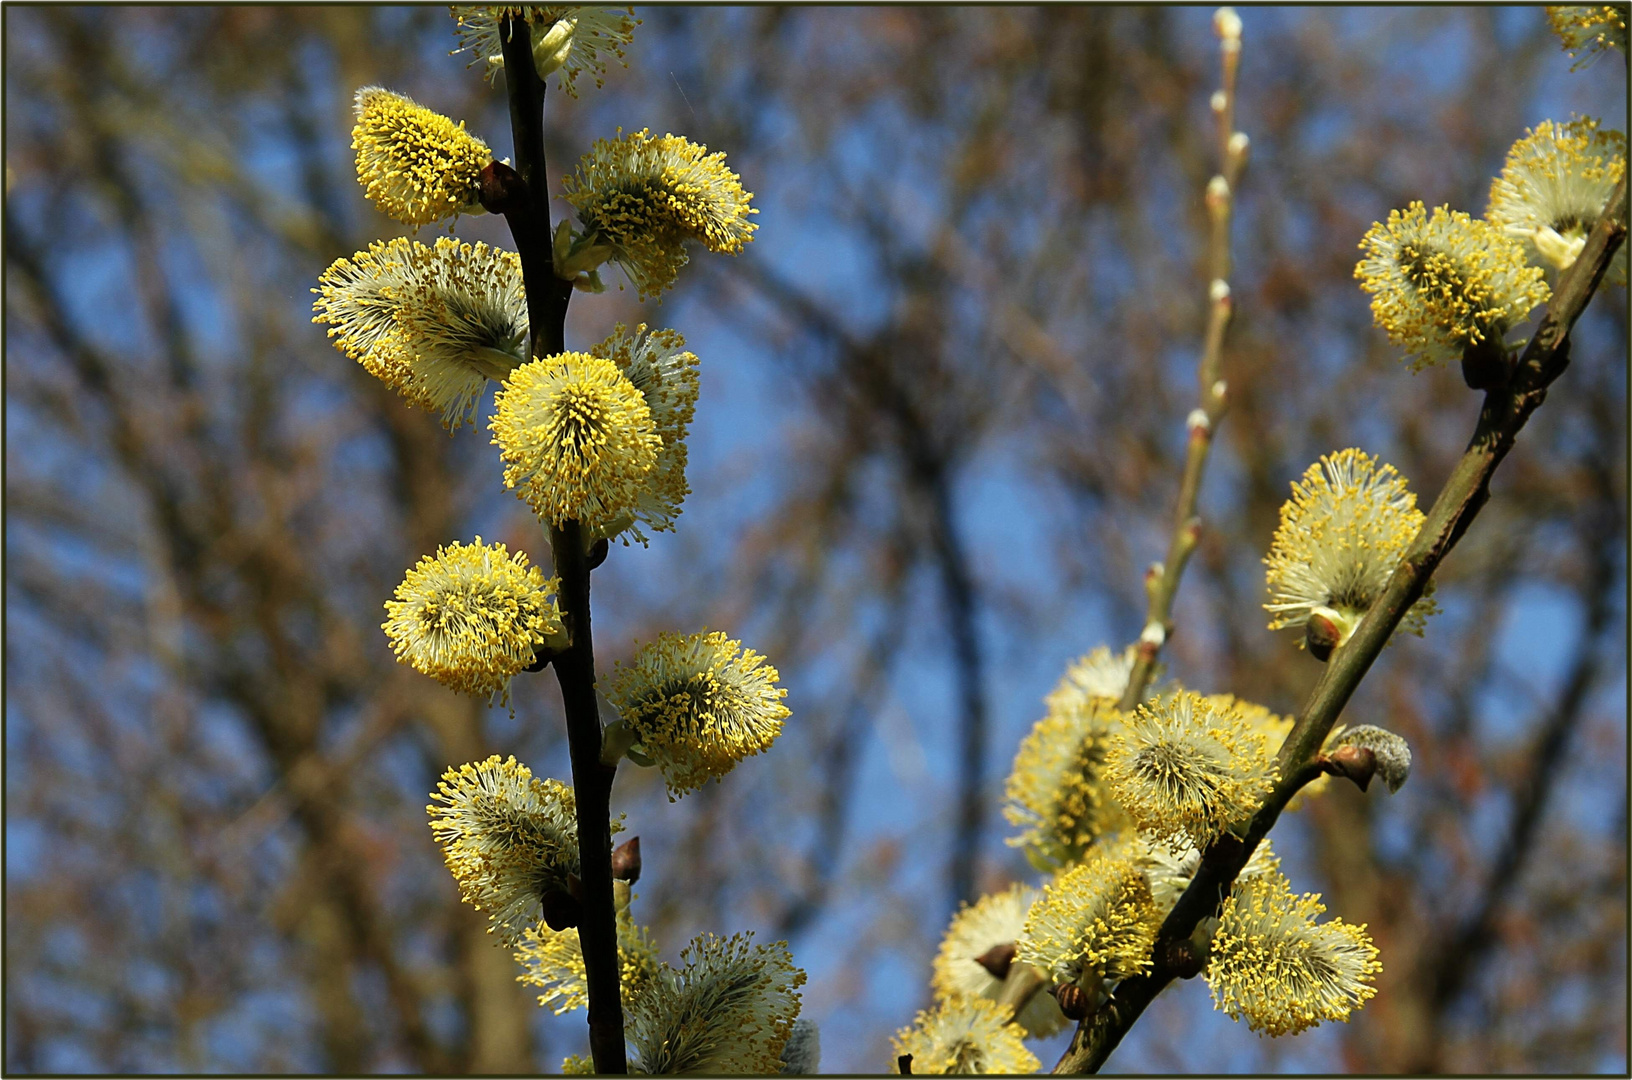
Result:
[1331, 725, 1412, 793]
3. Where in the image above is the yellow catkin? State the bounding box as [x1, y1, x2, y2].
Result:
[426, 756, 609, 944]
[382, 537, 563, 707]
[490, 352, 660, 532]
[1016, 836, 1160, 988]
[889, 998, 1040, 1076]
[1104, 692, 1276, 849]
[1138, 831, 1282, 913]
[625, 933, 807, 1075]
[514, 883, 661, 1013]
[1045, 644, 1146, 714]
[932, 883, 1069, 1039]
[1003, 692, 1129, 871]
[1205, 693, 1330, 803]
[1262, 448, 1436, 648]
[352, 87, 491, 227]
[564, 128, 757, 298]
[1488, 117, 1628, 281]
[606, 629, 790, 798]
[586, 323, 701, 544]
[1546, 5, 1629, 67]
[313, 238, 528, 429]
[1207, 871, 1381, 1037]
[1355, 201, 1549, 369]
[450, 6, 638, 94]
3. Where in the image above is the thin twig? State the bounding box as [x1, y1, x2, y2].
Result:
[996, 13, 1250, 1031]
[1116, 20, 1245, 714]
[494, 17, 627, 1073]
[1052, 173, 1628, 1075]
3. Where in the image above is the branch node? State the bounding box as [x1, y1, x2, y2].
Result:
[1461, 338, 1515, 391]
[1162, 936, 1206, 980]
[540, 886, 583, 931]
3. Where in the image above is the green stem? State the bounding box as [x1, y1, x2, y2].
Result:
[496, 16, 626, 1073]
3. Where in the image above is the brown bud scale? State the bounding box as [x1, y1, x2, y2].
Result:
[974, 942, 1017, 981]
[479, 160, 528, 217]
[1054, 982, 1092, 1020]
[1322, 745, 1378, 792]
[611, 836, 642, 884]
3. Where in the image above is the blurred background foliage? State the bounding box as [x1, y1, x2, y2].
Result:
[4, 5, 1626, 1073]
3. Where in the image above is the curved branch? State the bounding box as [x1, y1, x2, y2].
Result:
[1054, 172, 1628, 1076]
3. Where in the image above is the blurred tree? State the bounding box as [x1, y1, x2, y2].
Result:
[5, 5, 1624, 1074]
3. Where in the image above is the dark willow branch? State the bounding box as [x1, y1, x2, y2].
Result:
[1052, 174, 1629, 1075]
[926, 455, 990, 911]
[493, 16, 626, 1074]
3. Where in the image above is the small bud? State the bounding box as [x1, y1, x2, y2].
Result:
[1210, 278, 1232, 305]
[1180, 516, 1203, 552]
[1304, 604, 1358, 662]
[478, 160, 527, 216]
[1140, 621, 1166, 647]
[1214, 7, 1243, 42]
[587, 536, 611, 570]
[1211, 379, 1228, 405]
[1206, 175, 1231, 216]
[1322, 744, 1377, 792]
[1227, 131, 1250, 164]
[780, 1018, 822, 1075]
[1187, 408, 1212, 436]
[540, 887, 582, 931]
[1210, 89, 1228, 116]
[1054, 982, 1092, 1021]
[1331, 725, 1412, 793]
[1305, 611, 1341, 662]
[974, 942, 1017, 981]
[612, 835, 643, 883]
